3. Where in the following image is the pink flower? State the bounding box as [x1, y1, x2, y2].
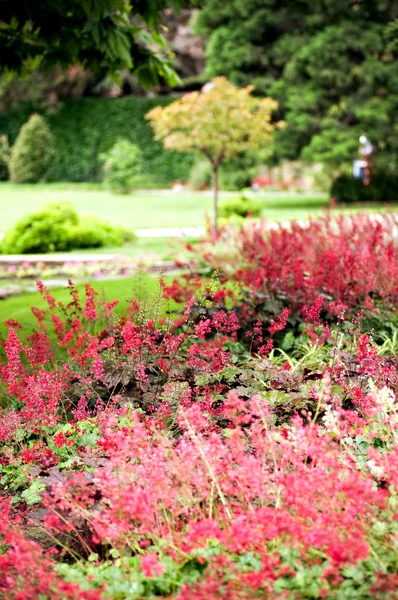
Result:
[141, 553, 164, 578]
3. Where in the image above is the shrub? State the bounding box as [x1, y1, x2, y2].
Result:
[220, 152, 262, 191]
[8, 113, 54, 183]
[330, 172, 398, 203]
[99, 139, 143, 194]
[0, 97, 194, 186]
[64, 216, 135, 249]
[0, 202, 135, 254]
[219, 193, 263, 219]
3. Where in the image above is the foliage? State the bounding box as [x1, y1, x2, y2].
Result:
[385, 18, 398, 51]
[147, 77, 279, 163]
[330, 173, 398, 204]
[220, 152, 262, 191]
[177, 213, 398, 340]
[0, 65, 93, 113]
[0, 201, 135, 254]
[195, 0, 398, 170]
[9, 113, 54, 183]
[1, 262, 398, 596]
[189, 154, 260, 192]
[0, 0, 193, 87]
[99, 139, 143, 194]
[0, 135, 10, 181]
[0, 98, 194, 186]
[2, 214, 398, 597]
[147, 77, 282, 229]
[219, 193, 262, 219]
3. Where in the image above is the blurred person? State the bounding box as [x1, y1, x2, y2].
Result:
[358, 133, 374, 185]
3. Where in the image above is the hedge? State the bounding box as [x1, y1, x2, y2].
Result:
[330, 172, 398, 204]
[0, 97, 194, 187]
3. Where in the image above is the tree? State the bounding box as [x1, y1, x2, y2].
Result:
[195, 0, 398, 172]
[0, 0, 193, 87]
[146, 77, 281, 232]
[9, 113, 54, 183]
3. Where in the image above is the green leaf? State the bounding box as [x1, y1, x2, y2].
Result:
[21, 481, 46, 505]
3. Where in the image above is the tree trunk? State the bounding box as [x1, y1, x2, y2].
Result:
[211, 164, 218, 236]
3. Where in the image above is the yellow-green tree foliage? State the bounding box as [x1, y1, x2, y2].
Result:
[146, 77, 282, 230]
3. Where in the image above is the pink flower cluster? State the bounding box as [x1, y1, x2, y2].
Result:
[0, 216, 398, 598]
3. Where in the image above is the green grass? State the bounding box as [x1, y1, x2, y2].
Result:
[1, 182, 397, 266]
[0, 273, 177, 337]
[1, 182, 397, 235]
[0, 182, 210, 231]
[0, 182, 330, 231]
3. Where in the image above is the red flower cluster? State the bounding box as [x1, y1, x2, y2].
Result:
[0, 216, 397, 598]
[187, 213, 398, 318]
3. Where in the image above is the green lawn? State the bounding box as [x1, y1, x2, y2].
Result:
[0, 182, 330, 231]
[1, 182, 397, 265]
[1, 182, 397, 234]
[0, 273, 176, 336]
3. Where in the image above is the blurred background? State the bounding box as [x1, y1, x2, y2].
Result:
[0, 0, 397, 319]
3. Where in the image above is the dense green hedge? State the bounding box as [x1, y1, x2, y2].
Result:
[330, 173, 398, 204]
[0, 97, 194, 186]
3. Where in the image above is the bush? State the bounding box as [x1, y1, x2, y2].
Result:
[8, 113, 54, 183]
[99, 139, 143, 193]
[330, 172, 398, 203]
[0, 201, 135, 254]
[219, 193, 263, 219]
[64, 216, 135, 249]
[0, 97, 194, 186]
[220, 153, 261, 191]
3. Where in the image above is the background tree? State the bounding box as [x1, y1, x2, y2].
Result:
[9, 113, 54, 183]
[147, 77, 281, 232]
[0, 0, 193, 88]
[195, 0, 398, 172]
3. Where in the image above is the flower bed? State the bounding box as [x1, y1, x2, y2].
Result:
[1, 215, 398, 598]
[0, 256, 143, 282]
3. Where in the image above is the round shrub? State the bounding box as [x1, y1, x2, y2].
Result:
[68, 217, 135, 249]
[99, 139, 143, 194]
[0, 202, 135, 254]
[9, 113, 54, 183]
[219, 193, 263, 219]
[330, 172, 398, 203]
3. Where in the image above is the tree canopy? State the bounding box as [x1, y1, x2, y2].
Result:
[147, 77, 281, 229]
[0, 0, 192, 87]
[195, 0, 398, 171]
